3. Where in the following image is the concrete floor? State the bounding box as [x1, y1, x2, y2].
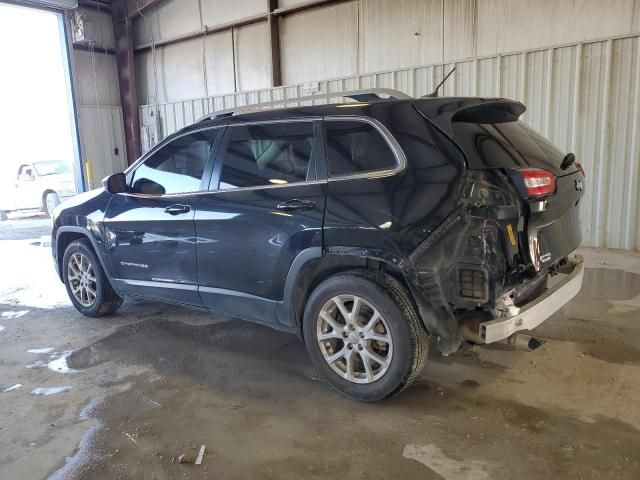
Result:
[1, 217, 639, 479]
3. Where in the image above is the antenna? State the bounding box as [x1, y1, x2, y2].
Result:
[423, 67, 456, 98]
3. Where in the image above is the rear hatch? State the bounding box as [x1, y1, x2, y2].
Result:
[416, 99, 585, 271]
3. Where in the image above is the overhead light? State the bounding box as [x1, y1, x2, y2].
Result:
[379, 221, 392, 229]
[269, 179, 288, 185]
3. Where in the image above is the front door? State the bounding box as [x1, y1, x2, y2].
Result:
[103, 127, 222, 306]
[195, 119, 326, 325]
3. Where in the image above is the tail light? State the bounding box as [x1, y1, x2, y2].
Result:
[575, 161, 586, 177]
[513, 168, 556, 198]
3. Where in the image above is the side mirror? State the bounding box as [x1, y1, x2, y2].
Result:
[102, 172, 127, 194]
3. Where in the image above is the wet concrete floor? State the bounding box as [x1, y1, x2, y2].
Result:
[0, 224, 639, 479]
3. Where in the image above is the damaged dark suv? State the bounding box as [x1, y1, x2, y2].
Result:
[51, 90, 585, 401]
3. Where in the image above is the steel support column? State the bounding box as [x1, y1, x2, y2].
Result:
[267, 0, 282, 87]
[112, 0, 140, 165]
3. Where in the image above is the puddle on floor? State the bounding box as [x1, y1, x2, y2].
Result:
[48, 352, 74, 373]
[579, 268, 640, 301]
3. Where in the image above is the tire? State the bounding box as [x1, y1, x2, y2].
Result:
[303, 270, 429, 402]
[0, 210, 7, 222]
[44, 192, 61, 217]
[63, 239, 123, 317]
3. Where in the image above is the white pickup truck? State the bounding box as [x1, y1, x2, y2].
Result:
[0, 161, 76, 221]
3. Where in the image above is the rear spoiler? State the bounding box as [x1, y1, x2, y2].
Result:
[413, 98, 526, 137]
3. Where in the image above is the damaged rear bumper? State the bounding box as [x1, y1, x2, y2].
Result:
[479, 255, 584, 344]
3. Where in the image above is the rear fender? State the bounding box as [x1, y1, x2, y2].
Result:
[278, 246, 461, 353]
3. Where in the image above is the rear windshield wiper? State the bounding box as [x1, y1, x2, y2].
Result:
[561, 152, 576, 170]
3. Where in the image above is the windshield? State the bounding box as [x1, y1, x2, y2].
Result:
[32, 160, 71, 176]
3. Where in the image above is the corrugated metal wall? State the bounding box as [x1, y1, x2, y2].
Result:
[139, 33, 640, 250]
[70, 7, 128, 189]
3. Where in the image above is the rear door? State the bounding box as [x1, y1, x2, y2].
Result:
[103, 127, 222, 305]
[194, 119, 326, 326]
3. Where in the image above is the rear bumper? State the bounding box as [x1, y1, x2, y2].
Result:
[479, 255, 584, 343]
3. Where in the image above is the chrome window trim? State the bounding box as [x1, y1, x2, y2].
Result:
[122, 118, 322, 198]
[323, 116, 407, 182]
[119, 115, 405, 199]
[119, 179, 328, 198]
[124, 124, 227, 175]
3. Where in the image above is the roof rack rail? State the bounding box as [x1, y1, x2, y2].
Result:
[195, 88, 411, 123]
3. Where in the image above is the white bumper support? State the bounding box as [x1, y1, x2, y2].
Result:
[480, 255, 585, 344]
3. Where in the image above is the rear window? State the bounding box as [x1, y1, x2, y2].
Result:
[452, 121, 566, 175]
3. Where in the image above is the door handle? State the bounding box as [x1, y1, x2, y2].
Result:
[276, 199, 316, 212]
[164, 204, 191, 215]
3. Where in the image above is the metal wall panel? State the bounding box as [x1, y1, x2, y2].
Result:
[444, 0, 476, 61]
[277, 0, 310, 7]
[138, 33, 640, 250]
[203, 29, 235, 96]
[73, 49, 121, 106]
[476, 0, 639, 58]
[77, 106, 128, 189]
[234, 21, 271, 92]
[359, 0, 443, 73]
[280, 2, 358, 85]
[77, 7, 115, 49]
[132, 0, 201, 47]
[201, 0, 266, 27]
[135, 37, 207, 104]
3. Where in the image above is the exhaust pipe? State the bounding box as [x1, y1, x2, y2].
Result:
[500, 333, 545, 352]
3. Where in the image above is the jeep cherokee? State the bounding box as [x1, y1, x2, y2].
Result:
[52, 92, 585, 401]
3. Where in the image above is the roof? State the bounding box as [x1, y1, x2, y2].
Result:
[177, 96, 524, 136]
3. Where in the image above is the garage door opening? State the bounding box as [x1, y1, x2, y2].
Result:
[0, 2, 83, 224]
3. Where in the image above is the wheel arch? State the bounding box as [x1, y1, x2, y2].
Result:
[278, 248, 422, 340]
[55, 227, 112, 287]
[42, 189, 57, 209]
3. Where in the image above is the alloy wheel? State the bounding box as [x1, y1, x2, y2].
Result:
[67, 252, 97, 307]
[316, 294, 393, 384]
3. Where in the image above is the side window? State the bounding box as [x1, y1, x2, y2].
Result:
[218, 122, 315, 190]
[131, 129, 219, 195]
[325, 120, 397, 176]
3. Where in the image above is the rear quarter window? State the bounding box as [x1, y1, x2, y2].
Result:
[325, 120, 398, 176]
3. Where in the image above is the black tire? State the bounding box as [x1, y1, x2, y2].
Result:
[63, 239, 123, 317]
[303, 270, 429, 402]
[0, 210, 7, 222]
[44, 192, 61, 217]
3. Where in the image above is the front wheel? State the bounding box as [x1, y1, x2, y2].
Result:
[44, 192, 60, 216]
[63, 239, 123, 317]
[303, 271, 429, 401]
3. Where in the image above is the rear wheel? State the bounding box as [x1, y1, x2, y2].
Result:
[303, 271, 429, 401]
[44, 192, 60, 216]
[63, 239, 123, 317]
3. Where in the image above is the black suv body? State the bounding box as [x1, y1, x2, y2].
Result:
[52, 95, 585, 401]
